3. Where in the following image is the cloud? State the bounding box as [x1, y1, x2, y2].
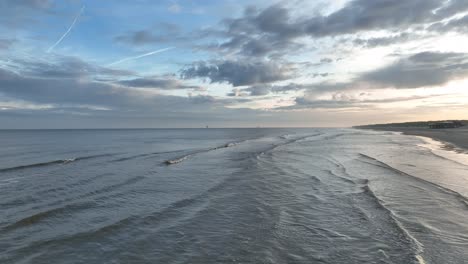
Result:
[211, 5, 304, 58]
[1, 0, 51, 9]
[283, 93, 437, 110]
[0, 66, 233, 116]
[168, 2, 182, 13]
[277, 51, 468, 110]
[312, 73, 331, 78]
[0, 38, 15, 50]
[203, 1, 468, 59]
[0, 68, 119, 107]
[361, 51, 468, 88]
[115, 30, 168, 45]
[0, 0, 52, 28]
[181, 60, 296, 86]
[118, 77, 201, 90]
[0, 55, 259, 127]
[112, 1, 468, 62]
[352, 33, 418, 48]
[9, 55, 134, 79]
[228, 83, 304, 97]
[241, 84, 271, 96]
[303, 51, 468, 95]
[302, 0, 454, 36]
[428, 14, 468, 33]
[114, 23, 189, 46]
[287, 98, 361, 110]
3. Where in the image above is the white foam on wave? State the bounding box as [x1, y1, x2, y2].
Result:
[63, 158, 76, 163]
[165, 155, 190, 165]
[416, 255, 427, 264]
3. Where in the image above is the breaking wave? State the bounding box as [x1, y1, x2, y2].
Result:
[0, 154, 114, 173]
[164, 140, 245, 165]
[358, 153, 468, 203]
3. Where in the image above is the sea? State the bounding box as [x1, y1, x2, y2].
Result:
[0, 128, 467, 264]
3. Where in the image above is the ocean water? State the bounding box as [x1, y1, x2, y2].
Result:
[0, 128, 467, 264]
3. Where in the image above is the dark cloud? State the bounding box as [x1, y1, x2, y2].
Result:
[0, 52, 260, 126]
[117, 1, 463, 59]
[303, 0, 454, 36]
[206, 1, 468, 58]
[0, 63, 274, 128]
[211, 5, 305, 58]
[0, 53, 220, 115]
[0, 67, 132, 107]
[181, 60, 296, 86]
[118, 77, 201, 90]
[0, 66, 234, 116]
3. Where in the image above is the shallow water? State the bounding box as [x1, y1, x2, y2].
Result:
[0, 128, 467, 263]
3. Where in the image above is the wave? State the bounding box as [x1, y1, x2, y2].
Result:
[2, 174, 146, 232]
[164, 140, 244, 165]
[110, 150, 184, 163]
[5, 174, 231, 256]
[361, 183, 426, 264]
[166, 133, 326, 165]
[0, 177, 22, 187]
[165, 155, 191, 165]
[0, 153, 114, 173]
[2, 201, 98, 231]
[358, 153, 468, 205]
[358, 152, 468, 263]
[261, 133, 324, 155]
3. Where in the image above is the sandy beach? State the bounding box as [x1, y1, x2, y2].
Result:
[369, 127, 468, 151]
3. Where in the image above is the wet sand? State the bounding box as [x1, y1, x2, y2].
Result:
[369, 127, 468, 151]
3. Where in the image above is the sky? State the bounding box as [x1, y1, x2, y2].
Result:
[1, 0, 468, 128]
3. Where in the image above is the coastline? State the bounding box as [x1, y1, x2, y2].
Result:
[365, 127, 468, 152]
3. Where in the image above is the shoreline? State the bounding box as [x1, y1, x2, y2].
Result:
[364, 127, 468, 152]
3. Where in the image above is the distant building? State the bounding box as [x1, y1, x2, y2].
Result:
[428, 121, 464, 129]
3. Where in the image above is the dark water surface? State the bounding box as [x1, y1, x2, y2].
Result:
[1, 128, 467, 263]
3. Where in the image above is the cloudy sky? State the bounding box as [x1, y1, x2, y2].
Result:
[1, 0, 468, 128]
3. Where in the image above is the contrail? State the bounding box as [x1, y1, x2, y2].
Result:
[47, 6, 85, 53]
[107, 47, 175, 66]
